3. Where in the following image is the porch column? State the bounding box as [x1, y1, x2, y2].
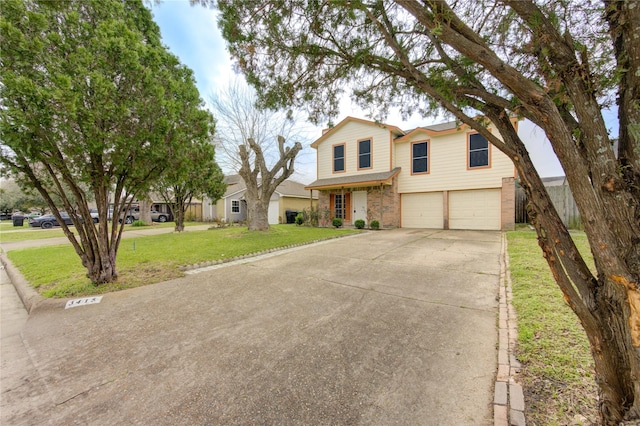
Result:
[379, 183, 383, 227]
[443, 191, 449, 230]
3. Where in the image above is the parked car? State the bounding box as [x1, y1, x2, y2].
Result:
[119, 207, 170, 224]
[29, 212, 81, 229]
[89, 209, 99, 223]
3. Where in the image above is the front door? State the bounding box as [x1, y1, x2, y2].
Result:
[352, 191, 367, 223]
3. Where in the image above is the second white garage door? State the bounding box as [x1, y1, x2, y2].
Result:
[449, 189, 501, 230]
[401, 192, 443, 228]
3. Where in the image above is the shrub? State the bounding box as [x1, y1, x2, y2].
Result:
[354, 219, 365, 229]
[370, 220, 380, 230]
[295, 213, 305, 226]
[297, 206, 324, 227]
[132, 219, 148, 227]
[332, 217, 343, 228]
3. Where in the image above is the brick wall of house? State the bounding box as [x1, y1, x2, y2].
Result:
[501, 177, 516, 231]
[366, 178, 400, 228]
[317, 190, 331, 227]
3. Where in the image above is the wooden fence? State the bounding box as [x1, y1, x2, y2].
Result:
[515, 185, 582, 229]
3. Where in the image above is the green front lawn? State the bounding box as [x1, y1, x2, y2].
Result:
[507, 230, 597, 425]
[7, 225, 359, 298]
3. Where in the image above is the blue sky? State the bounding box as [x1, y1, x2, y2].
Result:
[150, 1, 618, 180]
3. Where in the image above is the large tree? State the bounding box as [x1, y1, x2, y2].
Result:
[0, 0, 214, 284]
[153, 141, 227, 232]
[210, 81, 303, 231]
[214, 0, 640, 423]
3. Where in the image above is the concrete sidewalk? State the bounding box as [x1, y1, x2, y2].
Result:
[0, 224, 213, 252]
[1, 229, 505, 425]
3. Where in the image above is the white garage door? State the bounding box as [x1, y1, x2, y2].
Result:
[268, 200, 279, 225]
[449, 189, 501, 230]
[401, 192, 443, 228]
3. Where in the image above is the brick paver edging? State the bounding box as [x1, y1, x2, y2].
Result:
[494, 232, 526, 426]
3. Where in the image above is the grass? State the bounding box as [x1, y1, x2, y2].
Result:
[7, 225, 359, 298]
[0, 220, 198, 243]
[507, 229, 598, 425]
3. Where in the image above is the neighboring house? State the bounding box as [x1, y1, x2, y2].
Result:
[202, 175, 318, 224]
[305, 116, 519, 230]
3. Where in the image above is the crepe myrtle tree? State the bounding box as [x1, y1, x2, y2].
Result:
[210, 81, 303, 231]
[0, 0, 214, 284]
[152, 141, 227, 232]
[211, 0, 640, 423]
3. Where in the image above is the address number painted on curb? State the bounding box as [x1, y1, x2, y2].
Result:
[65, 296, 103, 309]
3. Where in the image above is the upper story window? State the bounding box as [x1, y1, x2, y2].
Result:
[468, 133, 490, 168]
[358, 139, 371, 169]
[231, 200, 240, 213]
[412, 141, 429, 174]
[333, 143, 345, 173]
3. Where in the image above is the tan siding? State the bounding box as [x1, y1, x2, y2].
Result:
[215, 199, 224, 219]
[279, 197, 317, 222]
[396, 129, 513, 193]
[316, 121, 392, 179]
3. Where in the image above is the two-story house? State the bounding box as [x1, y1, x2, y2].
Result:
[305, 116, 517, 231]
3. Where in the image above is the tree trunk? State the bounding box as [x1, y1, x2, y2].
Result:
[246, 196, 269, 231]
[139, 199, 152, 224]
[174, 194, 185, 232]
[174, 213, 185, 232]
[84, 250, 118, 284]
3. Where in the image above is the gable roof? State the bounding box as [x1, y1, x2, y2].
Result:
[222, 175, 317, 199]
[311, 116, 405, 148]
[274, 179, 315, 198]
[394, 120, 469, 142]
[305, 167, 401, 190]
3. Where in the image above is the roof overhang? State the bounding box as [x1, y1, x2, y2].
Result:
[305, 167, 401, 191]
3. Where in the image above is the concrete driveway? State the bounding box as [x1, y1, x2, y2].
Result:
[1, 228, 502, 425]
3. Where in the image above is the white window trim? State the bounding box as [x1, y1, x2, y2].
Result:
[231, 199, 240, 214]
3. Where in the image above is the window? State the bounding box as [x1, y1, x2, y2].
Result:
[412, 141, 429, 174]
[358, 139, 371, 169]
[330, 193, 351, 221]
[334, 194, 344, 219]
[469, 133, 489, 168]
[231, 200, 240, 213]
[333, 144, 345, 172]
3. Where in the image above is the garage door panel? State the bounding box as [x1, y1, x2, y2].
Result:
[401, 193, 443, 229]
[449, 189, 501, 230]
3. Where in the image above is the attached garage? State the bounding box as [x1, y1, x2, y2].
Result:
[449, 189, 501, 230]
[401, 192, 444, 228]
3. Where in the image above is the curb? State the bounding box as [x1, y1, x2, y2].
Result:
[494, 233, 526, 426]
[0, 251, 43, 314]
